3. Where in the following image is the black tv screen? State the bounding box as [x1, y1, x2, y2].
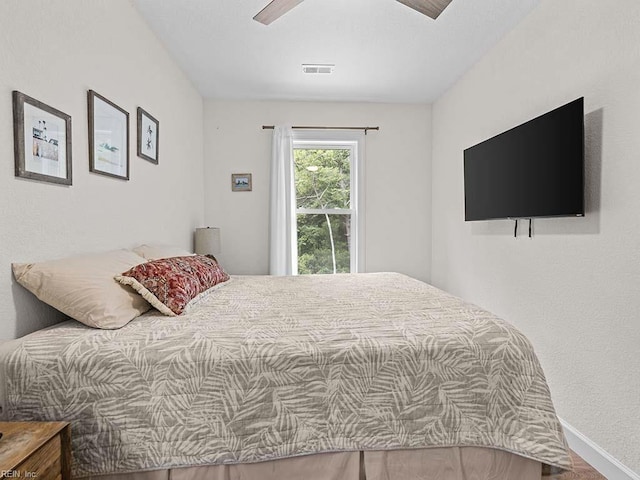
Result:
[464, 98, 584, 221]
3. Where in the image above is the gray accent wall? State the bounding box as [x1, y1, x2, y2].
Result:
[202, 100, 432, 283]
[431, 0, 640, 473]
[0, 0, 204, 339]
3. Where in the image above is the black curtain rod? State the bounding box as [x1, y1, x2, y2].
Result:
[262, 125, 379, 134]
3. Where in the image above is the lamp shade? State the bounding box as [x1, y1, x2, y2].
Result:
[195, 227, 221, 256]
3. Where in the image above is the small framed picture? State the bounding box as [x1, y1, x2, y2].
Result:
[231, 173, 252, 192]
[137, 107, 159, 164]
[13, 91, 72, 185]
[88, 90, 129, 180]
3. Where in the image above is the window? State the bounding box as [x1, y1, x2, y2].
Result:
[292, 132, 364, 275]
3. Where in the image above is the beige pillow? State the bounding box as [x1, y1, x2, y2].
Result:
[132, 244, 194, 261]
[12, 249, 151, 329]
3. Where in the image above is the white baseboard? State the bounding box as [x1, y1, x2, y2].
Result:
[560, 418, 640, 480]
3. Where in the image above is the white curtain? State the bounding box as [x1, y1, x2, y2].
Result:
[269, 126, 297, 275]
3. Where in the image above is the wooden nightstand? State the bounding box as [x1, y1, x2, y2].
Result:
[0, 422, 70, 480]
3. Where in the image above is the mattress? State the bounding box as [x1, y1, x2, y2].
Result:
[0, 273, 571, 477]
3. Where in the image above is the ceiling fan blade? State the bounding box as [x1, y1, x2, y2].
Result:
[396, 0, 453, 19]
[253, 0, 305, 25]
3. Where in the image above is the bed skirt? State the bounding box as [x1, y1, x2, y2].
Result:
[78, 447, 542, 480]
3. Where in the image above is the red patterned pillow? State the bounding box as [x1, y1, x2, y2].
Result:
[115, 255, 229, 316]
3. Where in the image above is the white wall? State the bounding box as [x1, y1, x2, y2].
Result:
[203, 100, 431, 281]
[0, 0, 204, 339]
[431, 0, 640, 473]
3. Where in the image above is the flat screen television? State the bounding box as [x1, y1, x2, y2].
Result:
[464, 97, 584, 221]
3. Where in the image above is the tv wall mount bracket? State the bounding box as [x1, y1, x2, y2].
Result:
[511, 218, 533, 238]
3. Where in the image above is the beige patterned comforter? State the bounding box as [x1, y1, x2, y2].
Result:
[1, 273, 571, 477]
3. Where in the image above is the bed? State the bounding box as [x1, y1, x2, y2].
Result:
[0, 272, 572, 479]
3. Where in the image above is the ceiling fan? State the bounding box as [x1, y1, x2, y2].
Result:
[253, 0, 453, 25]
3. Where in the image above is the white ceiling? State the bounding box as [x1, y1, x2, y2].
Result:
[132, 0, 540, 103]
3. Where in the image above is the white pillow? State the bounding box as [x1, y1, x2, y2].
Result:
[132, 244, 194, 261]
[12, 249, 151, 329]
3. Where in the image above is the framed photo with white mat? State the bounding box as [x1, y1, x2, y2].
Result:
[88, 90, 129, 180]
[13, 91, 72, 185]
[137, 107, 159, 164]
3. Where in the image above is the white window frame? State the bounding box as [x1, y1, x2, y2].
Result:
[291, 130, 365, 274]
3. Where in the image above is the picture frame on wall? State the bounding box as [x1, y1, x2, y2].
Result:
[231, 173, 252, 192]
[88, 90, 129, 180]
[13, 91, 72, 185]
[137, 107, 159, 164]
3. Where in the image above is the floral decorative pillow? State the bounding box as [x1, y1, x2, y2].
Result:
[115, 255, 229, 316]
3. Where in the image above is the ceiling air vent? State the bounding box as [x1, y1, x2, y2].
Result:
[302, 64, 335, 74]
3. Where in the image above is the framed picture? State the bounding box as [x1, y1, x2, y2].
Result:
[137, 107, 159, 164]
[88, 90, 129, 180]
[13, 91, 72, 185]
[231, 173, 252, 192]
